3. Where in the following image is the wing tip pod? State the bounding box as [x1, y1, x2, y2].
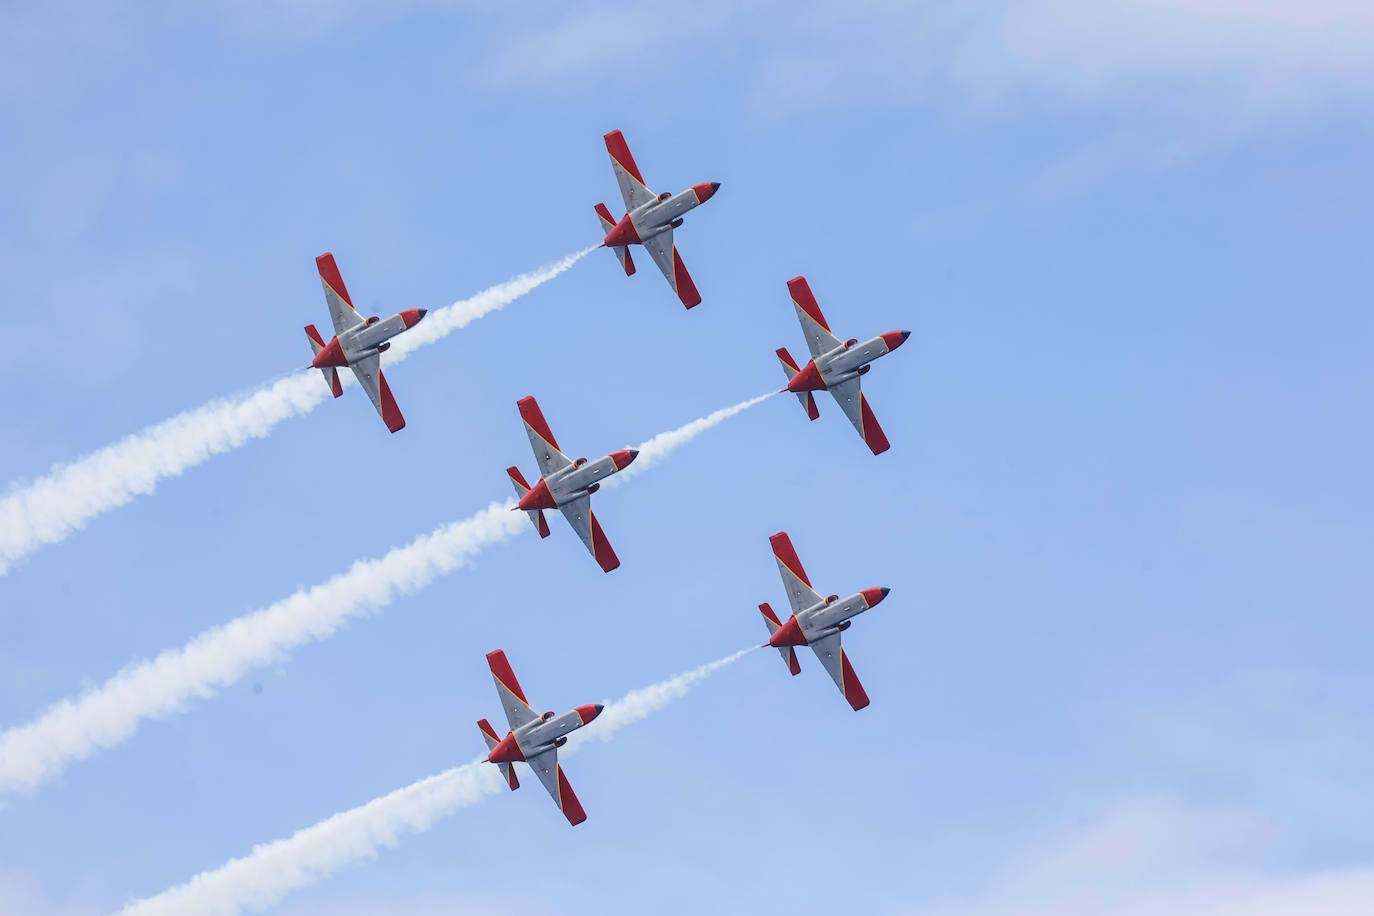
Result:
[517, 395, 560, 452]
[589, 512, 621, 573]
[315, 252, 354, 307]
[485, 650, 530, 704]
[786, 275, 830, 331]
[768, 531, 813, 588]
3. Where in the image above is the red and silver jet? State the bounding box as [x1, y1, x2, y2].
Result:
[477, 650, 604, 826]
[594, 129, 721, 309]
[303, 252, 426, 433]
[775, 276, 910, 455]
[757, 532, 891, 711]
[506, 396, 638, 573]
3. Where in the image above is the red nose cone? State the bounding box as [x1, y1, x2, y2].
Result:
[575, 703, 604, 725]
[603, 213, 642, 248]
[610, 449, 639, 471]
[692, 181, 720, 203]
[310, 336, 348, 369]
[881, 330, 910, 351]
[400, 308, 427, 329]
[768, 615, 809, 648]
[487, 732, 525, 764]
[861, 587, 890, 608]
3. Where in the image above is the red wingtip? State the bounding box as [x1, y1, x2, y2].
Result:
[556, 766, 588, 826]
[759, 602, 784, 627]
[485, 650, 529, 704]
[882, 330, 910, 351]
[590, 512, 621, 573]
[506, 465, 532, 491]
[769, 532, 813, 588]
[377, 371, 406, 433]
[603, 129, 646, 186]
[858, 394, 890, 455]
[775, 346, 800, 373]
[840, 651, 871, 711]
[304, 324, 326, 348]
[672, 248, 702, 308]
[315, 252, 354, 307]
[535, 510, 551, 539]
[786, 276, 831, 332]
[517, 396, 561, 453]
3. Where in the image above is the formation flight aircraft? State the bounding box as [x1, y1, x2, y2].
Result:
[478, 650, 604, 826]
[594, 129, 721, 308]
[506, 396, 638, 573]
[757, 531, 891, 711]
[775, 276, 909, 455]
[304, 252, 426, 433]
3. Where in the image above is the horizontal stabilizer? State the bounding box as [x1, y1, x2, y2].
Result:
[775, 347, 819, 420]
[477, 719, 520, 791]
[507, 467, 552, 538]
[759, 603, 802, 676]
[305, 325, 344, 398]
[595, 203, 636, 276]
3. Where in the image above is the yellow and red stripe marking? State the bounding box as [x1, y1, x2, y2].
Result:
[315, 252, 356, 309]
[485, 650, 530, 705]
[556, 765, 588, 826]
[839, 649, 870, 711]
[603, 129, 647, 187]
[671, 247, 702, 308]
[589, 512, 621, 573]
[516, 396, 561, 452]
[768, 531, 813, 588]
[377, 370, 405, 433]
[786, 276, 831, 332]
[858, 394, 890, 455]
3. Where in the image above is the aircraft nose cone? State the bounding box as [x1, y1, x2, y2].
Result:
[418, 308, 428, 319]
[693, 181, 720, 203]
[611, 448, 638, 471]
[861, 587, 890, 607]
[575, 703, 604, 724]
[882, 330, 911, 351]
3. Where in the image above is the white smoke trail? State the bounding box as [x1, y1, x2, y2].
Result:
[0, 248, 594, 577]
[0, 393, 768, 796]
[0, 502, 527, 795]
[119, 650, 754, 916]
[615, 389, 779, 484]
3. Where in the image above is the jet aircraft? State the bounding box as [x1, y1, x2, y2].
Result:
[506, 396, 638, 572]
[304, 252, 426, 433]
[594, 129, 720, 308]
[758, 531, 891, 711]
[477, 650, 604, 826]
[774, 276, 909, 454]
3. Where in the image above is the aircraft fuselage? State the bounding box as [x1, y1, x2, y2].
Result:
[787, 331, 910, 393]
[604, 182, 719, 248]
[311, 308, 426, 369]
[488, 703, 603, 763]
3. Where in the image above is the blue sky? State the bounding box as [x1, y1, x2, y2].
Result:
[1, 1, 1372, 912]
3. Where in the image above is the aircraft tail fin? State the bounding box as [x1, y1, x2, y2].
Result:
[595, 202, 635, 276]
[477, 719, 520, 791]
[506, 466, 551, 538]
[759, 603, 802, 676]
[775, 347, 819, 420]
[305, 324, 344, 398]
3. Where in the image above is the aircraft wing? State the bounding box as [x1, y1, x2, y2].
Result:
[348, 351, 406, 433]
[558, 494, 621, 573]
[487, 650, 539, 731]
[827, 377, 890, 455]
[808, 631, 871, 711]
[604, 130, 656, 212]
[786, 276, 841, 359]
[517, 396, 573, 479]
[642, 229, 703, 309]
[316, 253, 365, 337]
[770, 532, 822, 616]
[526, 746, 588, 826]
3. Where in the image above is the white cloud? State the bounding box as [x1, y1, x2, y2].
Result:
[912, 798, 1374, 916]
